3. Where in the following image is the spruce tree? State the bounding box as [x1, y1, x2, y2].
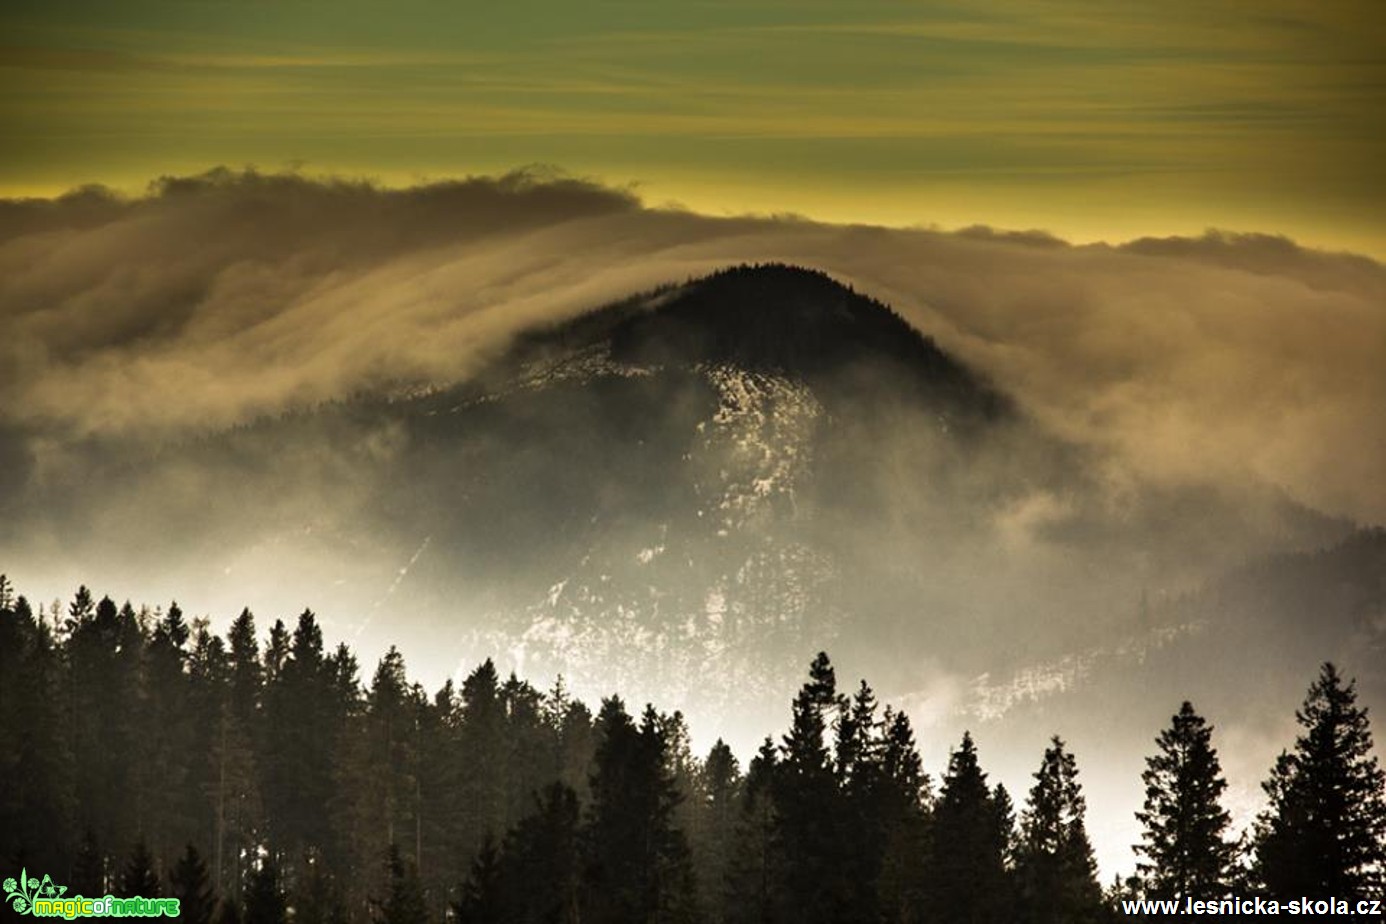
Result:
[0, 588, 74, 875]
[242, 858, 286, 924]
[372, 843, 427, 924]
[1134, 702, 1236, 900]
[875, 708, 930, 924]
[171, 844, 216, 924]
[692, 740, 742, 921]
[293, 851, 350, 924]
[452, 833, 507, 924]
[925, 733, 1007, 924]
[503, 783, 583, 924]
[724, 738, 782, 924]
[1254, 663, 1386, 899]
[118, 838, 161, 897]
[582, 699, 697, 924]
[459, 659, 508, 856]
[226, 608, 262, 731]
[1014, 738, 1102, 924]
[775, 652, 848, 924]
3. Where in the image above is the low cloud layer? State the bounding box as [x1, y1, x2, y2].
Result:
[3, 169, 1383, 880]
[3, 168, 1382, 523]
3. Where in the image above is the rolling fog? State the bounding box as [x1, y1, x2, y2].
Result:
[2, 169, 1384, 875]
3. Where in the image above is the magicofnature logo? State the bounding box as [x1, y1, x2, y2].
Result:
[4, 868, 180, 918]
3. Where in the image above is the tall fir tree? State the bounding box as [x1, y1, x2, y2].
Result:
[774, 652, 850, 924]
[171, 844, 217, 924]
[458, 659, 509, 858]
[925, 732, 1008, 924]
[691, 739, 742, 922]
[1134, 702, 1236, 900]
[582, 698, 698, 924]
[724, 738, 783, 924]
[0, 589, 75, 874]
[875, 707, 931, 924]
[118, 838, 162, 898]
[143, 603, 200, 869]
[505, 782, 583, 923]
[1014, 738, 1102, 924]
[1254, 663, 1386, 899]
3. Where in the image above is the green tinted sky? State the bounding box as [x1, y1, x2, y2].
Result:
[3, 0, 1384, 252]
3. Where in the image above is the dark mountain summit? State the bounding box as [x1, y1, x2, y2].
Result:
[513, 263, 1008, 422]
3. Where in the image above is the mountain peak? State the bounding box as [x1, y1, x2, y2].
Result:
[601, 263, 1005, 416]
[611, 263, 895, 368]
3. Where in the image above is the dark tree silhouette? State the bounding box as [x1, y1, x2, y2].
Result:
[1135, 702, 1236, 900]
[690, 739, 741, 920]
[0, 587, 73, 875]
[1254, 663, 1386, 900]
[371, 843, 427, 924]
[452, 833, 506, 924]
[583, 699, 697, 923]
[774, 652, 850, 924]
[1014, 738, 1102, 924]
[242, 858, 287, 924]
[118, 838, 162, 898]
[925, 732, 1008, 924]
[724, 737, 782, 924]
[171, 843, 216, 924]
[2, 573, 1381, 924]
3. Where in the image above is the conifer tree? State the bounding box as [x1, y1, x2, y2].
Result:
[1254, 663, 1386, 899]
[171, 844, 217, 924]
[118, 838, 162, 897]
[293, 851, 350, 924]
[500, 672, 553, 829]
[372, 843, 428, 924]
[0, 588, 74, 874]
[459, 659, 508, 855]
[367, 648, 421, 859]
[925, 732, 1007, 924]
[452, 833, 506, 924]
[583, 700, 698, 924]
[992, 783, 1016, 872]
[876, 708, 930, 924]
[226, 609, 262, 731]
[724, 738, 782, 924]
[242, 858, 287, 924]
[416, 681, 465, 921]
[506, 783, 583, 923]
[555, 693, 596, 802]
[691, 740, 742, 921]
[775, 652, 848, 924]
[144, 603, 200, 868]
[67, 594, 143, 864]
[1014, 738, 1102, 924]
[1135, 702, 1236, 900]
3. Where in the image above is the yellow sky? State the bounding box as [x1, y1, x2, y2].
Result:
[2, 0, 1384, 255]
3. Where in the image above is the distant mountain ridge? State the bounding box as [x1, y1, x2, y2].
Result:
[502, 262, 1009, 420]
[3, 262, 1366, 749]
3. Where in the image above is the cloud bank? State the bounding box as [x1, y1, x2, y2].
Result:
[1, 168, 1383, 524]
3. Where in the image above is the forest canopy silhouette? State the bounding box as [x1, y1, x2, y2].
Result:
[2, 576, 1383, 923]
